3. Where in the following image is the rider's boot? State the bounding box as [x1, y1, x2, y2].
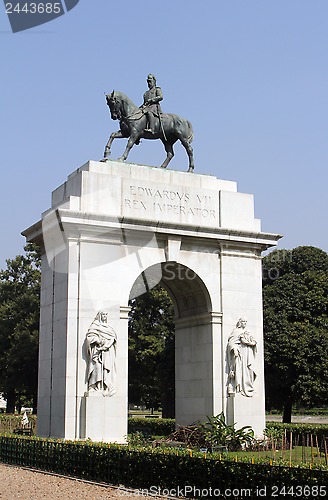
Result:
[144, 113, 155, 134]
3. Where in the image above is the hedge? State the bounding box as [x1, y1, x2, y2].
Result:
[1, 416, 327, 440]
[0, 416, 172, 436]
[266, 422, 328, 441]
[0, 435, 327, 499]
[293, 409, 328, 416]
[128, 417, 175, 436]
[128, 418, 328, 442]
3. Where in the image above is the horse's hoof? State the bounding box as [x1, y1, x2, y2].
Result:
[100, 157, 110, 163]
[188, 167, 194, 173]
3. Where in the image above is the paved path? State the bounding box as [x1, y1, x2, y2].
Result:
[266, 415, 328, 424]
[0, 464, 160, 499]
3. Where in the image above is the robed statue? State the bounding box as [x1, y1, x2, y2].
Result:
[102, 74, 195, 172]
[86, 311, 117, 396]
[227, 317, 257, 397]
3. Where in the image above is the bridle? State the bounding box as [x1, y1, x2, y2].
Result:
[107, 94, 123, 120]
[107, 92, 143, 122]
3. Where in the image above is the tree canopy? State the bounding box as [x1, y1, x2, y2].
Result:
[263, 246, 328, 422]
[263, 245, 328, 285]
[0, 244, 41, 412]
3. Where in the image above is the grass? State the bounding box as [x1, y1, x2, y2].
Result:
[227, 446, 328, 466]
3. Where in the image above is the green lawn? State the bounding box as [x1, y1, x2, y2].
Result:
[228, 446, 328, 466]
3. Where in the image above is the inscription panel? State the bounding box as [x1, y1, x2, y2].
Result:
[122, 179, 219, 228]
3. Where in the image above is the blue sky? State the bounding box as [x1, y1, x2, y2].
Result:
[1, 0, 327, 268]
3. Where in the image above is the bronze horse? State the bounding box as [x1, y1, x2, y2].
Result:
[103, 91, 194, 172]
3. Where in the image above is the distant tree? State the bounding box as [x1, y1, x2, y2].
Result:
[128, 286, 175, 416]
[263, 245, 328, 286]
[263, 246, 328, 422]
[0, 244, 41, 413]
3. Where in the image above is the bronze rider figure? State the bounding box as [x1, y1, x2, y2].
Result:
[140, 74, 163, 134]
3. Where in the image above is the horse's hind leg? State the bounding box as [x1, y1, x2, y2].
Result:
[180, 139, 194, 172]
[161, 140, 175, 168]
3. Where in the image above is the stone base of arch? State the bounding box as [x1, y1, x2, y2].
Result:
[23, 160, 281, 441]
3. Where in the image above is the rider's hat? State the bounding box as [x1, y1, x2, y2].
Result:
[147, 74, 156, 84]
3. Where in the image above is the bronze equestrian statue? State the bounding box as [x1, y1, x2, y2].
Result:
[102, 75, 194, 172]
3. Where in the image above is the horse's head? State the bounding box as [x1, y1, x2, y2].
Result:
[106, 91, 121, 121]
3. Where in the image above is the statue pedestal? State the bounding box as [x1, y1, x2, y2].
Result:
[227, 392, 266, 438]
[81, 392, 127, 443]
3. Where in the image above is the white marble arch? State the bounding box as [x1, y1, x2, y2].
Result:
[23, 160, 281, 442]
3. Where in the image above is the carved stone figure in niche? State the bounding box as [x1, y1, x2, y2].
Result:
[86, 311, 117, 396]
[227, 317, 257, 397]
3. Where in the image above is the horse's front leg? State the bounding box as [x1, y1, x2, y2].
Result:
[161, 140, 175, 169]
[118, 134, 138, 162]
[103, 130, 124, 159]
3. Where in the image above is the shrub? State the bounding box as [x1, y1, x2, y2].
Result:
[266, 422, 328, 441]
[199, 413, 255, 451]
[128, 417, 175, 436]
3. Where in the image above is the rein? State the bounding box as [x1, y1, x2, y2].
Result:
[114, 99, 144, 122]
[123, 108, 144, 121]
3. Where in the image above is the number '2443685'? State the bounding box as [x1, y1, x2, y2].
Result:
[5, 3, 62, 14]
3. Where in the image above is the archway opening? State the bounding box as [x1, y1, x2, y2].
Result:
[129, 262, 214, 424]
[128, 284, 175, 417]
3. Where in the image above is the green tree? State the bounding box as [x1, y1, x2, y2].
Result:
[0, 244, 41, 413]
[263, 246, 328, 422]
[128, 286, 175, 416]
[263, 245, 328, 285]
